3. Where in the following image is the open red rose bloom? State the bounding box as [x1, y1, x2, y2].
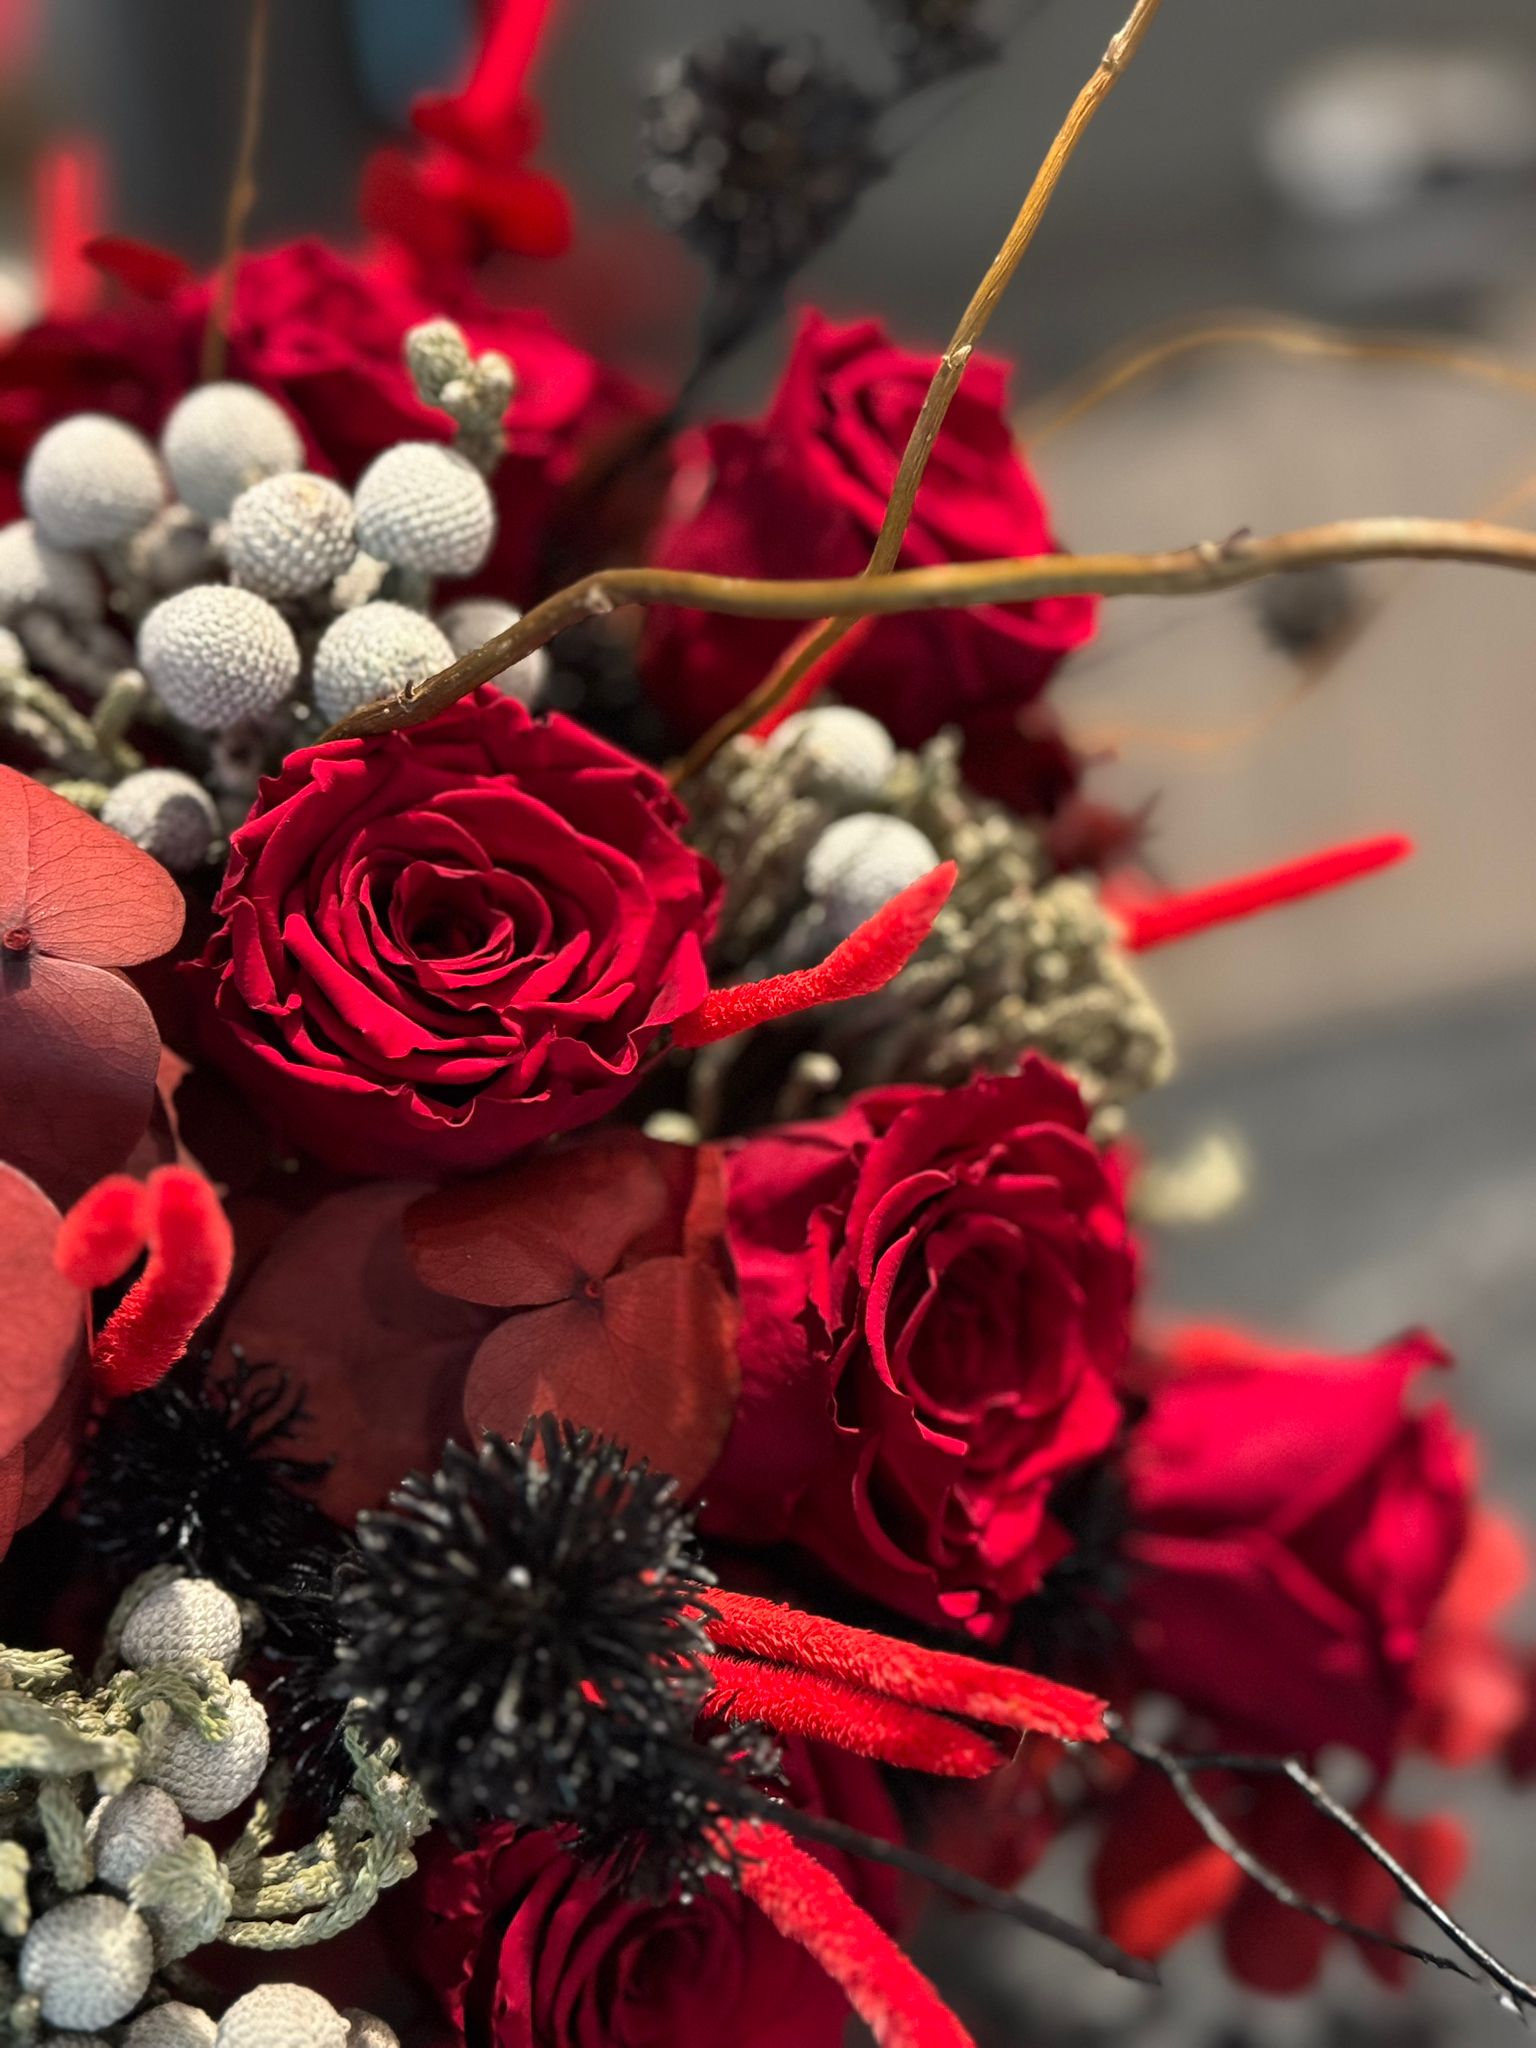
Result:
[0, 5, 1531, 2047]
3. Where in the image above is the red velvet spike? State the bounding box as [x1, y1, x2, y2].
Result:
[700, 1589, 1107, 1742]
[34, 139, 104, 322]
[88, 1168, 233, 1399]
[673, 862, 957, 1049]
[416, 0, 557, 150]
[749, 616, 880, 740]
[702, 1653, 1005, 1778]
[1112, 834, 1413, 953]
[53, 1175, 148, 1292]
[728, 1819, 976, 2048]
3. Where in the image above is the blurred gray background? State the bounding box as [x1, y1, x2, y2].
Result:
[20, 2, 1536, 2042]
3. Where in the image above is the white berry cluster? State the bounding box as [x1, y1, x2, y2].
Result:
[0, 319, 534, 870]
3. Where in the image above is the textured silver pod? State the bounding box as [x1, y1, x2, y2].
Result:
[23, 414, 165, 551]
[18, 1896, 155, 2031]
[342, 2013, 399, 2048]
[0, 519, 100, 623]
[353, 442, 494, 576]
[767, 706, 896, 800]
[137, 585, 300, 730]
[310, 601, 454, 724]
[101, 770, 219, 874]
[121, 1578, 243, 1672]
[125, 2005, 219, 2047]
[804, 812, 939, 937]
[226, 472, 356, 600]
[161, 383, 304, 522]
[215, 1985, 348, 2048]
[438, 597, 548, 705]
[89, 1783, 186, 1892]
[144, 1678, 269, 1822]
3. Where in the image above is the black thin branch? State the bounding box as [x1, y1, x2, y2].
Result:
[756, 1789, 1160, 1987]
[1107, 1715, 1536, 2020]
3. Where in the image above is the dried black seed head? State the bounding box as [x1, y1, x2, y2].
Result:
[867, 0, 1001, 88]
[639, 34, 885, 298]
[1252, 563, 1361, 660]
[334, 1419, 776, 1895]
[541, 621, 669, 765]
[77, 1350, 344, 1655]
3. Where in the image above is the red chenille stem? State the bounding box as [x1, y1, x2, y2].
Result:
[701, 1589, 1106, 1742]
[90, 1168, 233, 1399]
[702, 1654, 1004, 1778]
[729, 1819, 975, 2048]
[1113, 834, 1412, 952]
[55, 1175, 149, 1292]
[443, 0, 556, 135]
[749, 615, 880, 739]
[34, 138, 103, 321]
[673, 862, 957, 1048]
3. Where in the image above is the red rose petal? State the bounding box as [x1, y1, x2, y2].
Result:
[217, 1182, 493, 1524]
[463, 1252, 739, 1494]
[0, 956, 164, 1205]
[81, 234, 196, 301]
[0, 1162, 83, 1458]
[0, 765, 183, 968]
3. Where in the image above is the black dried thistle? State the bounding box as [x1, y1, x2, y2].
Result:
[78, 1350, 357, 1804]
[77, 1350, 345, 1655]
[867, 0, 1001, 89]
[541, 621, 670, 765]
[333, 1419, 778, 1898]
[1252, 562, 1361, 661]
[639, 34, 885, 342]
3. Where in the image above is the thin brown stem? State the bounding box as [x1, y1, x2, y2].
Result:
[200, 0, 272, 384]
[318, 514, 1536, 742]
[670, 0, 1166, 785]
[1023, 312, 1536, 450]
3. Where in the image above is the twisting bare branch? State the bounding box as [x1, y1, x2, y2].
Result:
[668, 0, 1167, 784]
[201, 0, 271, 383]
[320, 515, 1536, 742]
[1023, 312, 1536, 450]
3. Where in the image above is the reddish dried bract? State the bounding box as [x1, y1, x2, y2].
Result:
[674, 861, 957, 1048]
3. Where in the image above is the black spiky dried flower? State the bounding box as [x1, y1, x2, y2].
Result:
[867, 0, 1002, 89]
[639, 34, 884, 323]
[334, 1418, 777, 1898]
[78, 1349, 356, 1803]
[77, 1349, 344, 1654]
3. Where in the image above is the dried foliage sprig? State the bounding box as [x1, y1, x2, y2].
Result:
[318, 515, 1536, 742]
[1109, 1717, 1536, 2017]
